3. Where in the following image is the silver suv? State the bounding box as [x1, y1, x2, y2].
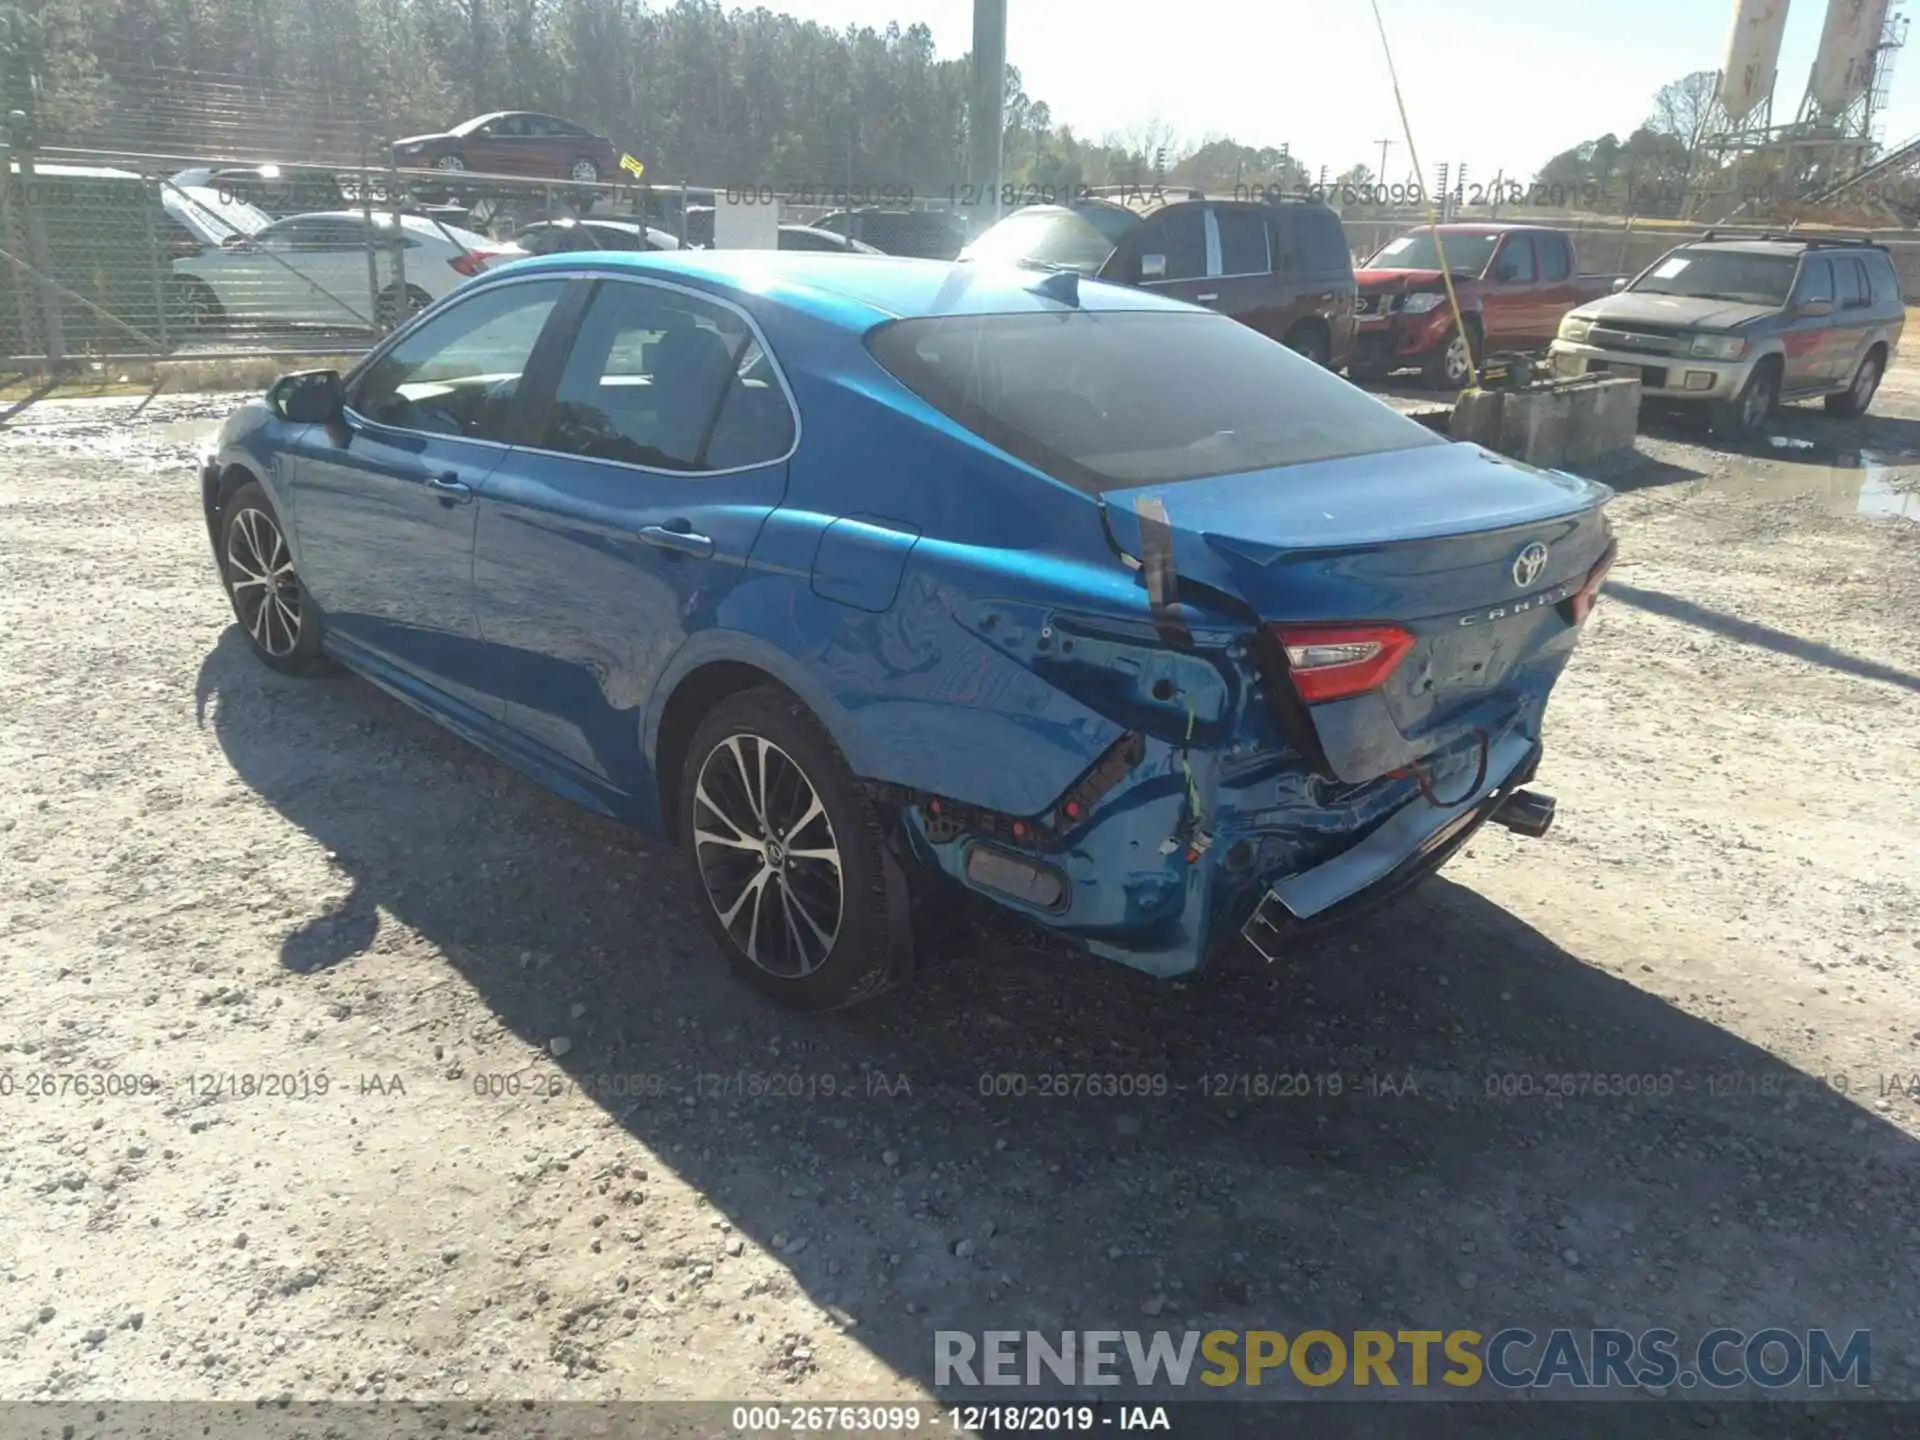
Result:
[1548, 237, 1904, 439]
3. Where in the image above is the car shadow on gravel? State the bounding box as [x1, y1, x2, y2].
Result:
[195, 628, 1920, 1400]
[1605, 581, 1920, 694]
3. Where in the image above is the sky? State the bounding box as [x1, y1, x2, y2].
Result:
[763, 0, 1920, 186]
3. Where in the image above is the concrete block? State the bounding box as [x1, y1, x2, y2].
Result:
[1447, 375, 1639, 470]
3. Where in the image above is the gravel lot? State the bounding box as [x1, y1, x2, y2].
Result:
[1, 364, 1917, 1416]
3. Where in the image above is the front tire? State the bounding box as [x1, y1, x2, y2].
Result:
[1421, 321, 1480, 390]
[1711, 358, 1779, 440]
[677, 687, 908, 1011]
[220, 481, 329, 676]
[1825, 350, 1883, 417]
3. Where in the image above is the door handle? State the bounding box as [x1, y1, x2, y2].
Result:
[427, 472, 473, 503]
[1196, 292, 1220, 303]
[638, 524, 715, 558]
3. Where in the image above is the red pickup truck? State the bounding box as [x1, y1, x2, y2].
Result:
[1348, 223, 1623, 388]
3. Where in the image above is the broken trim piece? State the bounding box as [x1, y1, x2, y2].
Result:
[871, 731, 1148, 849]
[1132, 495, 1194, 650]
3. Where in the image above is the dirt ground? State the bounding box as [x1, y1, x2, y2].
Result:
[1, 356, 1917, 1419]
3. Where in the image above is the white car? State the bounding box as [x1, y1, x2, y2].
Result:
[170, 210, 522, 329]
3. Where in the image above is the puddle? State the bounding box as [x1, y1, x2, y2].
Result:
[146, 418, 221, 447]
[1699, 449, 1920, 522]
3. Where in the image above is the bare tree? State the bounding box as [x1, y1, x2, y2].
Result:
[1649, 70, 1718, 152]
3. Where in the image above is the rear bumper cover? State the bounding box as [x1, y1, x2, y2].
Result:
[902, 723, 1544, 980]
[1243, 732, 1539, 959]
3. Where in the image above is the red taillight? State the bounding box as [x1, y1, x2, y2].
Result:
[1567, 540, 1618, 626]
[1272, 623, 1416, 704]
[447, 250, 490, 277]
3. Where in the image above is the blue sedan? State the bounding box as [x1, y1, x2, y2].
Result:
[201, 250, 1616, 1010]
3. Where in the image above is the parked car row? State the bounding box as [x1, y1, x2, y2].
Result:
[954, 194, 1904, 433]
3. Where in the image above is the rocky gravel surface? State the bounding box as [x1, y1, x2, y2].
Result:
[1, 374, 1917, 1419]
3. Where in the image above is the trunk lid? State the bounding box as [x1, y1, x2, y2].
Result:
[1107, 442, 1614, 784]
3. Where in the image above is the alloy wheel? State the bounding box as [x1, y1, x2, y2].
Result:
[691, 733, 844, 978]
[227, 507, 302, 657]
[434, 155, 467, 172]
[1444, 332, 1471, 386]
[570, 159, 600, 184]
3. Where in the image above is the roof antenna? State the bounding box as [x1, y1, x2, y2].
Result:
[1033, 269, 1080, 306]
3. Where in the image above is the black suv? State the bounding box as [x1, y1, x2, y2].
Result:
[958, 193, 1357, 368]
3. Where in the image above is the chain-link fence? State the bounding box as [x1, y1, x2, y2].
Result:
[0, 140, 1002, 368]
[9, 140, 1920, 372]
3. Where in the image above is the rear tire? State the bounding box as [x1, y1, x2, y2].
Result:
[1282, 322, 1332, 368]
[219, 481, 330, 676]
[1711, 358, 1779, 440]
[1825, 350, 1883, 417]
[676, 687, 910, 1011]
[169, 277, 223, 331]
[375, 283, 433, 331]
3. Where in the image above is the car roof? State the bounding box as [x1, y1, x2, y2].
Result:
[488, 250, 1208, 326]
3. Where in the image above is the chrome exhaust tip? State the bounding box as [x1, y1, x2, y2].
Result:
[1492, 789, 1556, 839]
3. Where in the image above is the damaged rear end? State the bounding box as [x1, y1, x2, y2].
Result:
[864, 303, 1613, 977]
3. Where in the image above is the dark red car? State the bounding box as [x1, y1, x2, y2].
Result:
[389, 112, 623, 186]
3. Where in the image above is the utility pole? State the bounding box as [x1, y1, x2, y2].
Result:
[969, 0, 1007, 226]
[1375, 138, 1393, 186]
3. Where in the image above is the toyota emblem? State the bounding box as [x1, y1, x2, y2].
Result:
[1512, 541, 1550, 589]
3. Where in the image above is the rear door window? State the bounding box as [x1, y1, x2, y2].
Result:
[539, 280, 792, 471]
[1837, 257, 1869, 309]
[866, 310, 1440, 494]
[1538, 232, 1572, 281]
[1284, 208, 1353, 276]
[1214, 207, 1271, 276]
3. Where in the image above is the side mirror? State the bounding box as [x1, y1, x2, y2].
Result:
[1795, 298, 1834, 318]
[1139, 252, 1168, 281]
[269, 369, 344, 424]
[1611, 276, 1628, 292]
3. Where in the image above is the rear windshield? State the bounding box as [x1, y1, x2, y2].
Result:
[1631, 249, 1799, 305]
[963, 208, 1132, 274]
[866, 311, 1442, 492]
